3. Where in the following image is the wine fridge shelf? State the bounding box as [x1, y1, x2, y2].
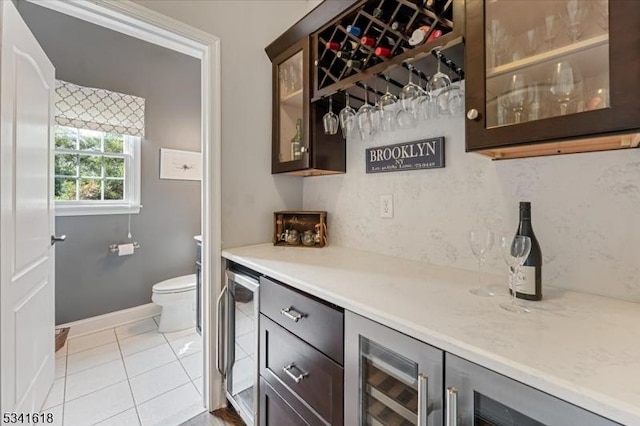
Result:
[312, 0, 462, 102]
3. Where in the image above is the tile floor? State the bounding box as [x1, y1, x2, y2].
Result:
[45, 316, 205, 426]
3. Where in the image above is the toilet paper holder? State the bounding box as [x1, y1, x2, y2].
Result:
[109, 242, 141, 253]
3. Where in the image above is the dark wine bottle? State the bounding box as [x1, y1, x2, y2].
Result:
[341, 40, 358, 52]
[391, 21, 406, 33]
[514, 201, 542, 301]
[346, 25, 362, 37]
[325, 41, 340, 51]
[372, 0, 385, 19]
[374, 46, 392, 58]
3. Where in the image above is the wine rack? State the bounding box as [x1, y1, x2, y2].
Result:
[313, 0, 459, 100]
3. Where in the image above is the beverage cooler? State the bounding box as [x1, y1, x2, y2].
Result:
[345, 311, 444, 426]
[444, 354, 619, 426]
[218, 269, 260, 425]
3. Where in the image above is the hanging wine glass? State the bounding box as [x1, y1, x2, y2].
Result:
[550, 61, 578, 116]
[397, 64, 420, 129]
[400, 64, 422, 112]
[357, 84, 377, 140]
[379, 75, 398, 133]
[415, 72, 432, 121]
[339, 92, 358, 140]
[427, 52, 452, 111]
[322, 96, 339, 135]
[418, 74, 435, 120]
[372, 80, 382, 134]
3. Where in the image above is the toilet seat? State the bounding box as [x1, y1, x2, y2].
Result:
[152, 274, 196, 294]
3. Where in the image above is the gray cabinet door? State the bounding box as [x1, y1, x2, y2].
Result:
[345, 311, 444, 426]
[445, 354, 620, 426]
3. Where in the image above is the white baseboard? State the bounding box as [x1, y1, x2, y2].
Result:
[59, 303, 162, 338]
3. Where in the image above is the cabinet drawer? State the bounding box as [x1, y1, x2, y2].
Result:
[259, 377, 325, 426]
[260, 315, 343, 425]
[259, 276, 343, 364]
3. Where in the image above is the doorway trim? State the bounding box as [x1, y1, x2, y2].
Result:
[22, 0, 224, 411]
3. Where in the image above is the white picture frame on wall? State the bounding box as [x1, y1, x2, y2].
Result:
[159, 148, 202, 181]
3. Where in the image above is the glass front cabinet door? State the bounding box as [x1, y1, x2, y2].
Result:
[272, 38, 310, 173]
[445, 354, 620, 426]
[465, 0, 640, 152]
[345, 311, 443, 426]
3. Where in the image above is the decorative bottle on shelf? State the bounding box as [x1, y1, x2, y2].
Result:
[513, 201, 542, 301]
[290, 118, 303, 161]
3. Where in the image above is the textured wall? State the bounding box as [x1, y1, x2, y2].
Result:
[17, 2, 202, 323]
[303, 112, 640, 302]
[133, 0, 310, 249]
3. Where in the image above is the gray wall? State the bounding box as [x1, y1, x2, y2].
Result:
[133, 0, 311, 249]
[17, 2, 202, 324]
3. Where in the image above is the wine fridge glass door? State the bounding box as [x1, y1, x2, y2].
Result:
[485, 0, 610, 128]
[225, 272, 259, 425]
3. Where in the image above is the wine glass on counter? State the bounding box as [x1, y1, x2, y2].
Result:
[322, 96, 339, 135]
[469, 229, 495, 297]
[500, 235, 532, 313]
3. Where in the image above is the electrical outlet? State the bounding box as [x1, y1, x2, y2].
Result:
[380, 194, 393, 218]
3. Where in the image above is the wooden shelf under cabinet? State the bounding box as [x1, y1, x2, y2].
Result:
[477, 132, 640, 160]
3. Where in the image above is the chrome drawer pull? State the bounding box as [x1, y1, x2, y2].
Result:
[282, 363, 308, 383]
[280, 307, 305, 322]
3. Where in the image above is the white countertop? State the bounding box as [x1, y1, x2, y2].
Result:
[223, 244, 640, 426]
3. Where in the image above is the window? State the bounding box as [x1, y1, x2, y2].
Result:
[54, 126, 140, 216]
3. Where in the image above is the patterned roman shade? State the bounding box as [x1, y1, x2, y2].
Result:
[54, 80, 145, 137]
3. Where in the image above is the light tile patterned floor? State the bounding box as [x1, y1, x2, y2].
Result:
[46, 317, 205, 426]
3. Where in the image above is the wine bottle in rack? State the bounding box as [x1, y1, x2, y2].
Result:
[372, 0, 385, 19]
[346, 58, 365, 69]
[314, 56, 332, 68]
[360, 36, 376, 48]
[341, 40, 359, 52]
[425, 0, 446, 13]
[374, 46, 391, 58]
[513, 202, 543, 301]
[325, 41, 340, 51]
[346, 25, 362, 37]
[391, 20, 407, 33]
[408, 25, 431, 46]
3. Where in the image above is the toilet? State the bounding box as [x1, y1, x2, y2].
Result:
[152, 274, 197, 333]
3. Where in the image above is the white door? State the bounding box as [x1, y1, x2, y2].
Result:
[0, 0, 56, 415]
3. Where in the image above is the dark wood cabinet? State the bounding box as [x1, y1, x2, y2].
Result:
[260, 276, 344, 364]
[270, 37, 346, 176]
[465, 0, 640, 158]
[260, 316, 343, 425]
[259, 277, 344, 425]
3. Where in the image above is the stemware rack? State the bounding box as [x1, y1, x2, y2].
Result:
[343, 48, 464, 107]
[312, 0, 464, 104]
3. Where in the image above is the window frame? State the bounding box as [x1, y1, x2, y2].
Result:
[54, 128, 141, 217]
